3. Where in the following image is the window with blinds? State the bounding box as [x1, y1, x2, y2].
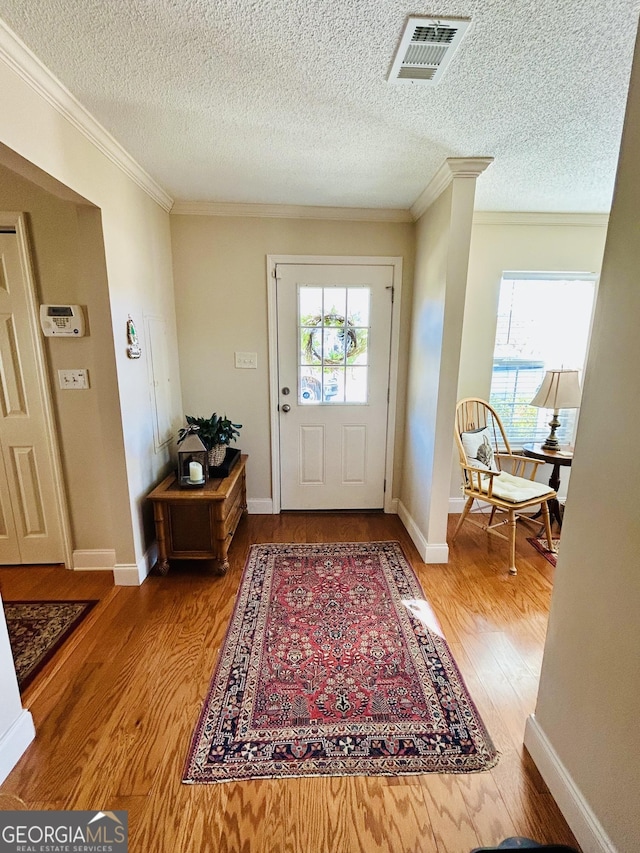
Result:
[489, 274, 597, 448]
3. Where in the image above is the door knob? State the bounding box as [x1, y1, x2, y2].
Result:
[281, 386, 290, 395]
[281, 404, 291, 413]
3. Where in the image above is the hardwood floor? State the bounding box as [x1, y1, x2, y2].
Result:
[0, 513, 580, 853]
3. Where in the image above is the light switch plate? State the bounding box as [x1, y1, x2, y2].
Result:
[58, 369, 89, 389]
[235, 351, 257, 369]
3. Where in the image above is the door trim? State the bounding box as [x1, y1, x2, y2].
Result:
[267, 254, 403, 514]
[0, 211, 73, 568]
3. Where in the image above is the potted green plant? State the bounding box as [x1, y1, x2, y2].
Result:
[180, 413, 242, 467]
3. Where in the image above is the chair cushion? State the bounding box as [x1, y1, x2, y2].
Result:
[461, 427, 499, 472]
[480, 470, 554, 503]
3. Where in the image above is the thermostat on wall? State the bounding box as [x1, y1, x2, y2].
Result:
[39, 305, 85, 337]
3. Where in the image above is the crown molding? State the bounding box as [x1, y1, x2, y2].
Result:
[0, 20, 173, 212]
[473, 211, 610, 227]
[411, 157, 494, 221]
[170, 200, 413, 222]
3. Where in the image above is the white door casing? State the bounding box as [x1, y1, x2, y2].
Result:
[269, 257, 402, 512]
[0, 213, 71, 566]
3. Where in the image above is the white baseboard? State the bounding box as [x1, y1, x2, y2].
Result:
[74, 549, 155, 583]
[0, 709, 35, 786]
[112, 542, 162, 586]
[449, 496, 467, 514]
[72, 549, 116, 571]
[397, 500, 427, 556]
[397, 501, 449, 564]
[524, 715, 617, 853]
[113, 562, 146, 586]
[143, 541, 158, 579]
[423, 542, 449, 563]
[247, 498, 274, 514]
[385, 497, 399, 514]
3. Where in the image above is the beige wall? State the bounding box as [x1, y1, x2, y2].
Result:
[0, 165, 120, 553]
[0, 50, 183, 576]
[400, 176, 478, 560]
[524, 29, 640, 853]
[170, 214, 415, 505]
[461, 220, 608, 400]
[450, 218, 608, 504]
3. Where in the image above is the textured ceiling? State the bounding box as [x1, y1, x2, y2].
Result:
[0, 0, 639, 212]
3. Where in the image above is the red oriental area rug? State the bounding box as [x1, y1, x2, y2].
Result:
[527, 536, 560, 567]
[183, 541, 497, 783]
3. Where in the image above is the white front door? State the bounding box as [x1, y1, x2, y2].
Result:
[276, 262, 394, 510]
[0, 225, 67, 564]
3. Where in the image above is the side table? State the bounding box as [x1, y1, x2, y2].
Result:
[148, 454, 247, 575]
[521, 443, 573, 527]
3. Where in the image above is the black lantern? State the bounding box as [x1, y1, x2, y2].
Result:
[177, 427, 208, 488]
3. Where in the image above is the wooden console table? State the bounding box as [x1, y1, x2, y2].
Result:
[148, 454, 247, 575]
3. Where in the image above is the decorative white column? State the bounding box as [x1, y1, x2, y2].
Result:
[410, 157, 494, 221]
[400, 156, 493, 562]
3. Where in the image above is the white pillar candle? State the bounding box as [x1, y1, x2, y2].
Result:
[189, 460, 203, 482]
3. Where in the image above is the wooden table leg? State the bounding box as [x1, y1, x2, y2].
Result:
[547, 462, 564, 527]
[217, 535, 231, 575]
[533, 461, 564, 528]
[153, 502, 170, 575]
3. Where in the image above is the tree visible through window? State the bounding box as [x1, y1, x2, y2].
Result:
[489, 274, 597, 447]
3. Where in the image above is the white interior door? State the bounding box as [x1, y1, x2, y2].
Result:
[0, 227, 66, 564]
[276, 262, 394, 510]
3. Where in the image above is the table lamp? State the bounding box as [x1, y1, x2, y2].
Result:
[530, 369, 582, 450]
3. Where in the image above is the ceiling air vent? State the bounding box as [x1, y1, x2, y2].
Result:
[388, 16, 471, 84]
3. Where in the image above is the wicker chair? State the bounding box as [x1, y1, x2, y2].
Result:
[452, 398, 556, 575]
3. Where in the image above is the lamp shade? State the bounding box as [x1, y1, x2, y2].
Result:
[530, 369, 582, 410]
